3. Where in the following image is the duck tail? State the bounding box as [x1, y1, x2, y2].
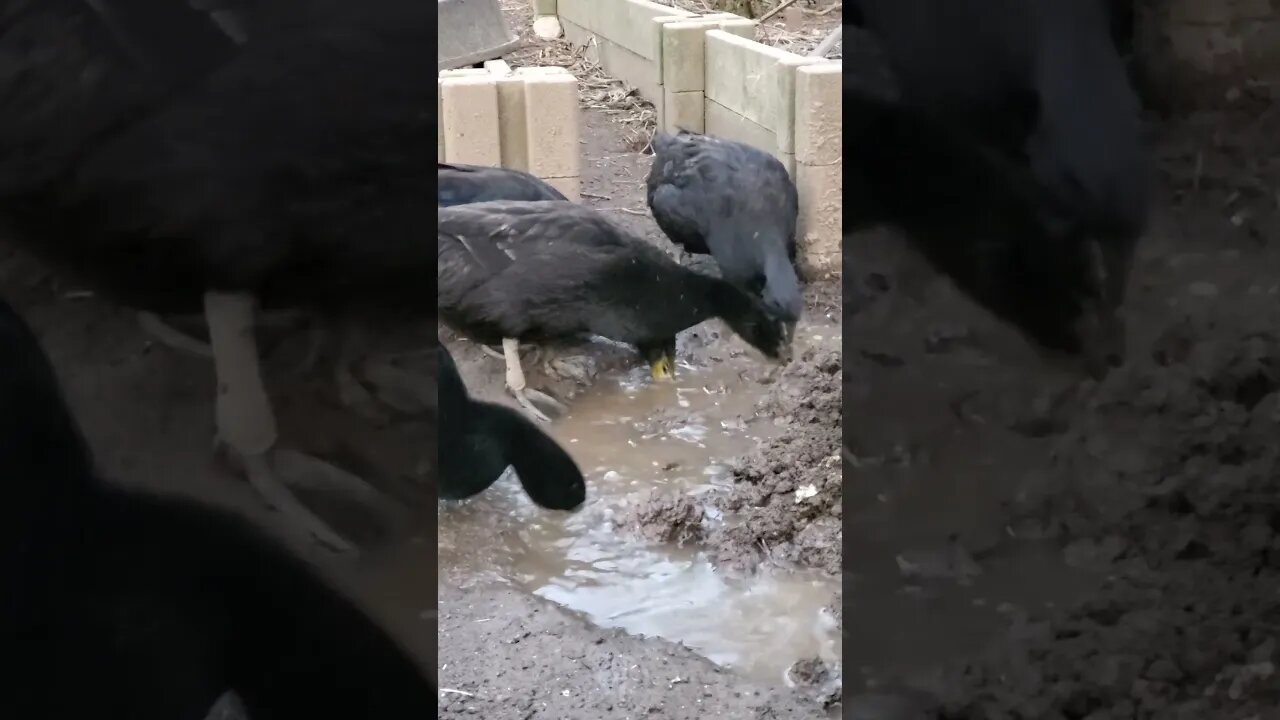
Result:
[476, 400, 584, 510]
[0, 296, 98, 533]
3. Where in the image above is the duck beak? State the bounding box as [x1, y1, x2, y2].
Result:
[778, 321, 797, 363]
[650, 354, 675, 382]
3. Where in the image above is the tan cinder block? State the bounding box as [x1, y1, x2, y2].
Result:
[499, 67, 574, 170]
[523, 73, 580, 179]
[440, 75, 502, 166]
[663, 89, 704, 133]
[561, 16, 592, 46]
[794, 62, 842, 166]
[557, 0, 598, 31]
[494, 74, 529, 170]
[531, 0, 558, 15]
[775, 55, 826, 154]
[662, 21, 716, 93]
[597, 37, 663, 103]
[483, 59, 513, 76]
[715, 17, 757, 40]
[595, 0, 692, 60]
[704, 98, 788, 169]
[543, 176, 581, 202]
[704, 29, 797, 133]
[437, 80, 446, 161]
[795, 161, 842, 277]
[650, 15, 697, 77]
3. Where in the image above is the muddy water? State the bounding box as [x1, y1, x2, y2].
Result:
[438, 343, 842, 686]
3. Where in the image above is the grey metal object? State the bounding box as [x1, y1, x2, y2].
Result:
[437, 0, 522, 71]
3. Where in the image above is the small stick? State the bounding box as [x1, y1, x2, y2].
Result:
[580, 191, 612, 200]
[439, 689, 476, 697]
[808, 25, 842, 58]
[758, 0, 803, 23]
[757, 0, 798, 22]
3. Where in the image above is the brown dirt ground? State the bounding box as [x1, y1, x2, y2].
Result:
[843, 104, 1280, 718]
[438, 104, 840, 717]
[701, 345, 844, 577]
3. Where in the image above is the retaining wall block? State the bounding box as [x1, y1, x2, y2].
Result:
[663, 89, 705, 133]
[531, 0, 558, 16]
[521, 71, 580, 180]
[774, 55, 826, 154]
[557, 0, 601, 32]
[714, 17, 758, 39]
[494, 69, 530, 170]
[661, 20, 716, 93]
[794, 62, 842, 166]
[437, 80, 446, 161]
[596, 0, 691, 60]
[704, 29, 796, 138]
[795, 158, 841, 277]
[439, 74, 502, 165]
[704, 98, 781, 162]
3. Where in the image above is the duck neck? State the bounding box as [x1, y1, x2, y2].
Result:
[684, 270, 750, 325]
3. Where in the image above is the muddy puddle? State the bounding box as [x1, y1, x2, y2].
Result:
[439, 329, 842, 687]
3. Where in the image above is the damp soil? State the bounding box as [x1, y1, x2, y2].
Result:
[842, 107, 1280, 719]
[438, 105, 843, 718]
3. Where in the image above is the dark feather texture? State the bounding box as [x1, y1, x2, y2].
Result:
[0, 0, 437, 317]
[439, 344, 585, 509]
[438, 162, 568, 207]
[842, 89, 1116, 364]
[646, 131, 803, 325]
[437, 200, 790, 363]
[0, 295, 433, 720]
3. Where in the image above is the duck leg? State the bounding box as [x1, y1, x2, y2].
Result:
[502, 337, 566, 422]
[139, 311, 214, 357]
[204, 291, 397, 555]
[333, 319, 392, 425]
[478, 340, 541, 365]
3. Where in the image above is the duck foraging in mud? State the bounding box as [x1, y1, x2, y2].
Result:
[646, 130, 803, 347]
[439, 344, 585, 510]
[437, 200, 794, 422]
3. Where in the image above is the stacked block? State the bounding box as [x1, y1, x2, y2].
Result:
[533, 0, 843, 277]
[437, 64, 582, 201]
[793, 63, 842, 277]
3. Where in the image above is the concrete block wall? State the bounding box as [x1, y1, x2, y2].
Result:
[539, 0, 842, 277]
[437, 63, 582, 201]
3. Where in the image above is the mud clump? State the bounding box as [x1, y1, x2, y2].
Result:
[623, 491, 706, 547]
[935, 322, 1280, 718]
[707, 348, 843, 576]
[787, 656, 843, 708]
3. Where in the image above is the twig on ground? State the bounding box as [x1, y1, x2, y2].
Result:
[758, 0, 802, 23]
[439, 688, 477, 697]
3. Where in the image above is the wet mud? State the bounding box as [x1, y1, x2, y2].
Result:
[437, 107, 841, 718]
[844, 109, 1280, 718]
